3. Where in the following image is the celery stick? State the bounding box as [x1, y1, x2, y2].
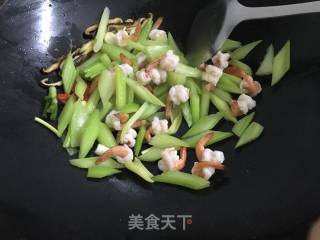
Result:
[139, 18, 153, 43]
[222, 73, 242, 85]
[75, 76, 87, 100]
[97, 122, 116, 147]
[119, 103, 140, 113]
[230, 59, 252, 76]
[167, 71, 186, 86]
[175, 63, 202, 78]
[98, 70, 114, 107]
[167, 111, 183, 135]
[127, 87, 135, 103]
[190, 94, 200, 124]
[86, 88, 101, 111]
[149, 134, 190, 148]
[69, 157, 123, 169]
[144, 45, 169, 60]
[235, 122, 264, 148]
[221, 39, 242, 52]
[272, 40, 290, 86]
[93, 7, 110, 53]
[139, 147, 164, 162]
[61, 52, 77, 93]
[58, 95, 76, 136]
[152, 171, 210, 190]
[212, 88, 232, 104]
[167, 32, 188, 64]
[115, 66, 127, 110]
[181, 101, 193, 127]
[210, 94, 237, 123]
[134, 126, 146, 156]
[83, 62, 105, 79]
[217, 75, 242, 94]
[100, 53, 111, 67]
[232, 112, 255, 137]
[153, 83, 170, 97]
[256, 44, 274, 76]
[200, 89, 211, 117]
[125, 158, 154, 183]
[101, 43, 136, 62]
[138, 104, 161, 120]
[230, 40, 262, 60]
[77, 53, 101, 72]
[99, 101, 112, 120]
[87, 166, 121, 179]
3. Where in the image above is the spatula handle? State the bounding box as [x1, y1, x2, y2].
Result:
[239, 1, 320, 21]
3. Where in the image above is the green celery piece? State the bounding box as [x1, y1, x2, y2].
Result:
[138, 18, 153, 43]
[126, 78, 165, 106]
[181, 101, 193, 127]
[115, 66, 127, 110]
[83, 62, 106, 79]
[147, 111, 165, 122]
[149, 134, 190, 148]
[167, 111, 183, 135]
[212, 87, 232, 104]
[134, 126, 146, 156]
[256, 44, 274, 76]
[62, 127, 71, 148]
[144, 45, 169, 60]
[235, 122, 264, 148]
[98, 70, 115, 107]
[138, 104, 161, 120]
[93, 7, 110, 52]
[34, 117, 60, 137]
[182, 113, 223, 138]
[100, 53, 111, 67]
[127, 40, 146, 51]
[120, 102, 149, 141]
[127, 87, 135, 103]
[200, 89, 211, 117]
[152, 171, 210, 190]
[79, 110, 100, 158]
[69, 100, 91, 147]
[87, 166, 121, 179]
[86, 88, 101, 111]
[210, 94, 237, 123]
[153, 83, 170, 97]
[230, 59, 252, 76]
[75, 76, 87, 100]
[167, 32, 188, 64]
[101, 43, 136, 62]
[77, 53, 101, 72]
[217, 75, 242, 94]
[232, 112, 255, 137]
[230, 40, 262, 60]
[167, 71, 186, 86]
[221, 39, 242, 52]
[139, 147, 164, 162]
[175, 63, 202, 78]
[97, 122, 116, 147]
[43, 86, 58, 121]
[99, 101, 112, 120]
[183, 130, 234, 148]
[69, 157, 123, 169]
[119, 103, 140, 113]
[272, 40, 290, 86]
[61, 52, 77, 94]
[143, 39, 167, 46]
[124, 158, 154, 183]
[58, 95, 76, 136]
[186, 78, 201, 94]
[190, 94, 200, 124]
[222, 73, 242, 85]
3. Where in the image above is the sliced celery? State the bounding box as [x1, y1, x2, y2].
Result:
[175, 63, 202, 78]
[97, 122, 116, 147]
[139, 147, 164, 162]
[75, 76, 87, 100]
[235, 122, 264, 148]
[190, 94, 200, 124]
[77, 53, 101, 72]
[256, 44, 274, 76]
[138, 104, 161, 120]
[272, 40, 290, 86]
[230, 59, 252, 76]
[83, 62, 105, 79]
[115, 66, 127, 110]
[58, 95, 76, 136]
[87, 166, 121, 179]
[182, 113, 223, 138]
[69, 157, 123, 169]
[119, 103, 140, 113]
[149, 134, 190, 148]
[134, 126, 146, 156]
[221, 39, 242, 52]
[181, 101, 193, 127]
[86, 88, 101, 111]
[232, 112, 255, 137]
[153, 83, 170, 97]
[167, 111, 183, 135]
[93, 7, 110, 53]
[152, 171, 210, 190]
[217, 75, 242, 94]
[144, 45, 169, 60]
[222, 73, 242, 85]
[210, 94, 237, 123]
[212, 88, 232, 104]
[124, 158, 154, 183]
[167, 32, 188, 64]
[127, 88, 135, 103]
[61, 52, 77, 94]
[98, 70, 115, 107]
[167, 71, 186, 86]
[101, 43, 136, 62]
[100, 53, 111, 67]
[138, 18, 153, 43]
[230, 40, 262, 60]
[200, 89, 211, 117]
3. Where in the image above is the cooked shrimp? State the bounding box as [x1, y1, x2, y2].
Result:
[95, 145, 129, 164]
[174, 147, 187, 171]
[195, 132, 214, 161]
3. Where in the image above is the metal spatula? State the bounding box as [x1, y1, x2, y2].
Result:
[186, 0, 320, 66]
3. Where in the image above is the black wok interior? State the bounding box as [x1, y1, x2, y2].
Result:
[0, 0, 320, 239]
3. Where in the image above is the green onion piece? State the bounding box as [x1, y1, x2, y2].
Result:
[152, 171, 210, 190]
[134, 126, 146, 156]
[235, 122, 264, 148]
[34, 117, 60, 137]
[212, 87, 232, 104]
[144, 45, 169, 60]
[126, 78, 165, 106]
[210, 94, 237, 122]
[120, 102, 149, 141]
[70, 157, 123, 169]
[153, 83, 170, 97]
[139, 18, 153, 43]
[200, 89, 211, 117]
[167, 110, 183, 135]
[138, 104, 161, 120]
[93, 7, 110, 53]
[83, 62, 106, 79]
[221, 39, 242, 52]
[256, 44, 274, 76]
[79, 109, 100, 158]
[115, 66, 127, 110]
[87, 166, 121, 179]
[101, 43, 136, 62]
[181, 101, 193, 127]
[272, 40, 290, 86]
[86, 88, 101, 111]
[167, 71, 187, 86]
[75, 76, 87, 100]
[149, 134, 190, 148]
[183, 130, 233, 148]
[175, 63, 202, 78]
[77, 53, 101, 72]
[232, 112, 255, 137]
[119, 103, 140, 113]
[97, 122, 116, 147]
[58, 95, 76, 136]
[217, 75, 242, 94]
[139, 147, 164, 162]
[100, 53, 111, 67]
[98, 70, 115, 107]
[99, 101, 112, 120]
[230, 40, 262, 60]
[230, 59, 252, 76]
[62, 52, 77, 94]
[182, 113, 223, 138]
[124, 158, 154, 183]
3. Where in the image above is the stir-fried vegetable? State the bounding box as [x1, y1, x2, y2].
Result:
[230, 40, 262, 60]
[235, 122, 264, 148]
[256, 44, 274, 76]
[272, 41, 290, 86]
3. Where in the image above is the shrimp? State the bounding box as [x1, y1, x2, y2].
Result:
[242, 75, 262, 97]
[174, 147, 187, 171]
[230, 100, 242, 117]
[95, 145, 129, 165]
[195, 132, 214, 161]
